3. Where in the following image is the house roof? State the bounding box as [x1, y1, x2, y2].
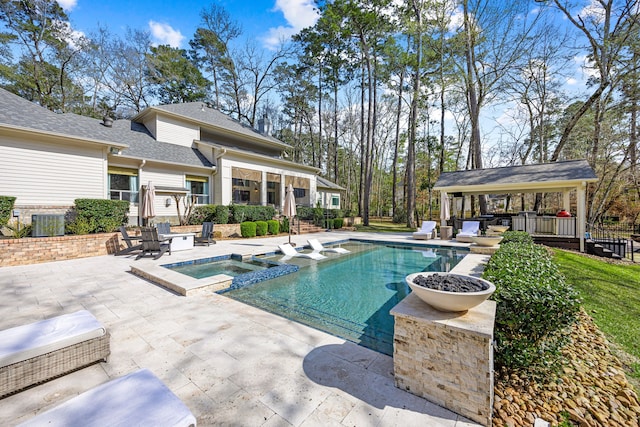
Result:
[317, 176, 345, 191]
[135, 102, 292, 151]
[434, 160, 598, 194]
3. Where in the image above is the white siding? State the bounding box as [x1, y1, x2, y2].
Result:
[156, 115, 199, 147]
[0, 134, 106, 205]
[139, 168, 188, 218]
[143, 116, 157, 139]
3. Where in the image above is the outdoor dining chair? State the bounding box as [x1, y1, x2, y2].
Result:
[194, 222, 216, 246]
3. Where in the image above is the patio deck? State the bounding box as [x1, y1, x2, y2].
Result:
[0, 231, 480, 426]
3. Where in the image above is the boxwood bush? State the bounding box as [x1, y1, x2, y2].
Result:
[190, 205, 230, 225]
[255, 220, 268, 236]
[483, 241, 581, 379]
[334, 218, 344, 229]
[267, 219, 280, 235]
[240, 221, 257, 238]
[0, 196, 16, 227]
[500, 230, 533, 244]
[73, 199, 129, 233]
[230, 205, 275, 223]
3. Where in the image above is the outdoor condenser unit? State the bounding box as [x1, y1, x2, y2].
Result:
[31, 214, 65, 237]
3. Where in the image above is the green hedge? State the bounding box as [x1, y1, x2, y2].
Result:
[334, 218, 344, 229]
[483, 241, 581, 379]
[0, 196, 16, 227]
[230, 205, 275, 223]
[267, 219, 280, 235]
[501, 230, 533, 244]
[280, 217, 289, 233]
[240, 221, 257, 238]
[73, 199, 130, 233]
[190, 205, 230, 225]
[255, 220, 268, 236]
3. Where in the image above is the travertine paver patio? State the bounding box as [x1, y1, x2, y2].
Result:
[0, 231, 480, 426]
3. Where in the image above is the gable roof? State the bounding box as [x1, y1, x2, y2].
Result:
[135, 102, 291, 151]
[434, 160, 598, 194]
[317, 176, 345, 191]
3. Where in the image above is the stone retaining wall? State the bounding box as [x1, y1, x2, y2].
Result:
[391, 295, 496, 426]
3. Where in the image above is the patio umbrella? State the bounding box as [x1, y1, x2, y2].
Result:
[141, 181, 156, 226]
[283, 184, 296, 245]
[440, 191, 450, 227]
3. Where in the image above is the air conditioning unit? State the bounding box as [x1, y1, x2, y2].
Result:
[32, 214, 65, 237]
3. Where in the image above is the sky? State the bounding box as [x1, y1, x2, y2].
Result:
[58, 0, 320, 50]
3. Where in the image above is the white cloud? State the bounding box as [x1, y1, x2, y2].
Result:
[261, 0, 319, 49]
[148, 21, 184, 48]
[56, 0, 77, 11]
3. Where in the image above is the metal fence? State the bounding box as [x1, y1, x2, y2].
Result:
[587, 222, 639, 261]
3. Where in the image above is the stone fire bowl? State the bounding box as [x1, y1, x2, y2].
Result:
[471, 236, 504, 247]
[405, 272, 496, 312]
[487, 225, 509, 233]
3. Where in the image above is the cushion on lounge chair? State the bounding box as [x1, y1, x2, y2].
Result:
[413, 221, 437, 240]
[278, 243, 326, 260]
[456, 221, 481, 242]
[307, 239, 350, 254]
[17, 368, 196, 427]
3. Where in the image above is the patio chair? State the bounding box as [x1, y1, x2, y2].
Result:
[413, 220, 437, 240]
[156, 222, 171, 235]
[116, 226, 142, 256]
[194, 222, 216, 246]
[136, 227, 172, 260]
[278, 243, 326, 261]
[17, 368, 196, 427]
[307, 238, 350, 254]
[0, 310, 110, 398]
[456, 221, 481, 243]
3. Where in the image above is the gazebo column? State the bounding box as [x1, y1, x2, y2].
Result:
[563, 190, 571, 211]
[577, 183, 587, 252]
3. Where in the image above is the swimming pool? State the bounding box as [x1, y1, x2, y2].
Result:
[165, 257, 275, 279]
[223, 241, 467, 355]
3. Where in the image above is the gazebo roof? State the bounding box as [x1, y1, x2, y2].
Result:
[433, 160, 598, 195]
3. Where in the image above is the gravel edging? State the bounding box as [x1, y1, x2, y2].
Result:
[493, 309, 640, 426]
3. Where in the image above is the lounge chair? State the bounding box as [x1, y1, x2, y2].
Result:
[116, 226, 142, 255]
[278, 243, 326, 260]
[194, 221, 216, 246]
[413, 221, 437, 240]
[156, 222, 171, 235]
[456, 221, 481, 243]
[307, 238, 350, 254]
[0, 310, 110, 398]
[136, 227, 172, 260]
[17, 368, 196, 427]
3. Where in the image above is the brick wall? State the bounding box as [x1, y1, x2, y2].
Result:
[391, 295, 496, 426]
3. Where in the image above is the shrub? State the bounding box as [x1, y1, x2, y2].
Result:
[501, 230, 533, 244]
[296, 206, 314, 220]
[0, 196, 16, 227]
[255, 220, 268, 236]
[280, 217, 289, 233]
[230, 205, 275, 223]
[267, 219, 280, 235]
[65, 217, 96, 235]
[323, 219, 334, 229]
[5, 221, 32, 238]
[240, 221, 257, 238]
[190, 205, 230, 225]
[214, 205, 230, 224]
[73, 199, 129, 233]
[334, 218, 344, 229]
[393, 207, 407, 224]
[483, 241, 581, 379]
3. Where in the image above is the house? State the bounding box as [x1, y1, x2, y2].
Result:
[0, 88, 342, 225]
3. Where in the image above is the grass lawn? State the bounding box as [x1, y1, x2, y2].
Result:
[355, 217, 417, 233]
[553, 249, 640, 383]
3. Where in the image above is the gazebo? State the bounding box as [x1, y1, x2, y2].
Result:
[433, 159, 598, 252]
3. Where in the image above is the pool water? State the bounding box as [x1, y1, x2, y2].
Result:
[223, 241, 467, 355]
[167, 258, 274, 279]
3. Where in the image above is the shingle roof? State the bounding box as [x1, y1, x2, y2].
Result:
[0, 88, 213, 168]
[144, 102, 292, 150]
[317, 176, 345, 191]
[434, 160, 598, 192]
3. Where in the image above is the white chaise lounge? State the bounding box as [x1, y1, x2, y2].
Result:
[0, 310, 110, 398]
[413, 221, 437, 240]
[456, 221, 481, 243]
[278, 243, 326, 260]
[17, 368, 197, 427]
[307, 239, 350, 254]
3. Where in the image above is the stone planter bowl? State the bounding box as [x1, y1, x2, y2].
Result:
[471, 236, 504, 247]
[487, 225, 509, 233]
[405, 272, 496, 312]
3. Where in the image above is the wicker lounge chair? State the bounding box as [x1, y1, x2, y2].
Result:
[116, 226, 142, 256]
[278, 243, 326, 261]
[456, 221, 481, 243]
[307, 238, 350, 254]
[17, 368, 196, 427]
[194, 222, 215, 246]
[136, 227, 172, 260]
[0, 310, 110, 398]
[413, 221, 437, 240]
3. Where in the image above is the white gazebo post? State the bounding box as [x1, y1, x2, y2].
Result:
[563, 190, 571, 211]
[576, 182, 587, 253]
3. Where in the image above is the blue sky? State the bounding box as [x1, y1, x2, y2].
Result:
[59, 0, 320, 50]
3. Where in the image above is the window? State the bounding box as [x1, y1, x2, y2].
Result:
[232, 167, 261, 205]
[108, 166, 138, 203]
[186, 175, 209, 204]
[332, 196, 339, 207]
[294, 188, 306, 198]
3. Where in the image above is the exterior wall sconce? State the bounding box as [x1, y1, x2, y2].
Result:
[165, 198, 172, 207]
